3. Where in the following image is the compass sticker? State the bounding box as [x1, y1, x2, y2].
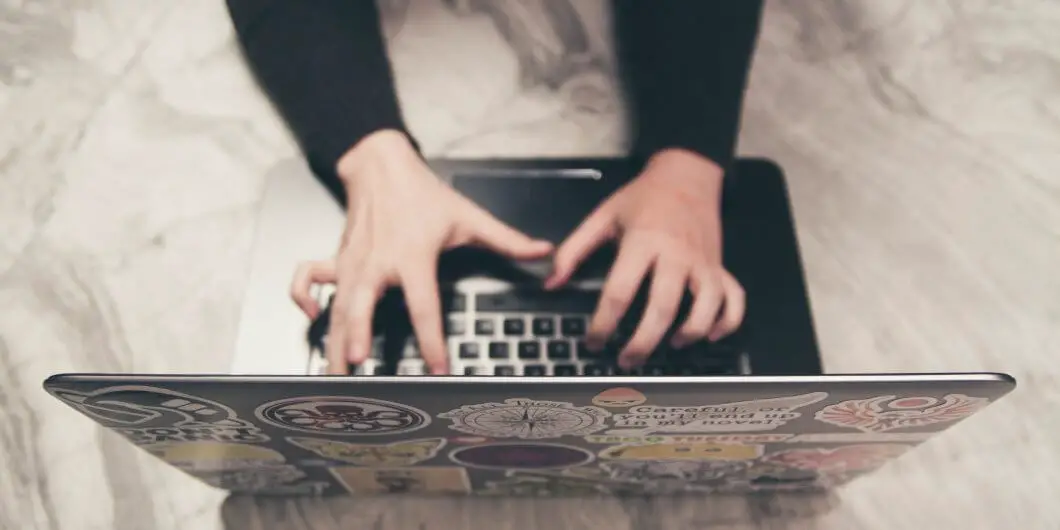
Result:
[438, 399, 610, 439]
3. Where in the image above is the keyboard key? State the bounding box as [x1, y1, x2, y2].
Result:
[446, 317, 466, 336]
[476, 290, 596, 313]
[372, 365, 386, 375]
[464, 366, 477, 376]
[503, 318, 525, 336]
[645, 366, 666, 376]
[532, 317, 555, 336]
[397, 361, 424, 375]
[576, 341, 601, 359]
[459, 342, 480, 359]
[475, 319, 495, 336]
[494, 365, 515, 376]
[524, 365, 546, 376]
[561, 317, 586, 336]
[401, 339, 419, 358]
[451, 294, 466, 312]
[554, 364, 577, 376]
[488, 342, 510, 359]
[517, 341, 541, 360]
[547, 340, 571, 359]
[583, 364, 608, 376]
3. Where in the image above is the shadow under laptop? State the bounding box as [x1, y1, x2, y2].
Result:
[220, 492, 839, 529]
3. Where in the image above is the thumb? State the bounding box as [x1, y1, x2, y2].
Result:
[462, 208, 553, 260]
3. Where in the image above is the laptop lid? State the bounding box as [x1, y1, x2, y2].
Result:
[44, 373, 1014, 496]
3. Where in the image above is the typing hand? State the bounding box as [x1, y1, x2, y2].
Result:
[545, 149, 745, 369]
[290, 130, 553, 375]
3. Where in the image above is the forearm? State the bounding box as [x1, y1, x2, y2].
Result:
[615, 0, 764, 174]
[225, 0, 411, 202]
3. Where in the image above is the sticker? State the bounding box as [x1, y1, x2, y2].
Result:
[146, 440, 285, 470]
[599, 441, 762, 461]
[600, 459, 750, 485]
[762, 444, 911, 473]
[585, 434, 793, 444]
[51, 386, 268, 444]
[592, 388, 647, 408]
[255, 396, 430, 435]
[144, 441, 323, 493]
[605, 392, 828, 436]
[330, 467, 471, 494]
[439, 398, 610, 439]
[787, 432, 933, 443]
[814, 394, 988, 433]
[449, 442, 595, 470]
[200, 466, 309, 491]
[286, 437, 446, 466]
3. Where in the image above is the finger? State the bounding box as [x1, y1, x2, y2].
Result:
[708, 271, 746, 342]
[545, 208, 615, 290]
[671, 270, 724, 349]
[585, 242, 654, 351]
[462, 207, 553, 260]
[401, 264, 448, 375]
[619, 260, 688, 369]
[337, 280, 384, 367]
[290, 260, 337, 318]
[325, 291, 350, 375]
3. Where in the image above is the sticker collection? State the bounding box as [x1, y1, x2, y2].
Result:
[50, 385, 991, 496]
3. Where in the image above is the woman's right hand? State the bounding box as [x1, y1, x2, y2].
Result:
[290, 130, 553, 375]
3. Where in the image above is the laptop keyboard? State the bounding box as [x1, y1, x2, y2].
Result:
[307, 287, 750, 376]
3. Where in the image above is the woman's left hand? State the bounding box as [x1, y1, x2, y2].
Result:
[545, 149, 746, 369]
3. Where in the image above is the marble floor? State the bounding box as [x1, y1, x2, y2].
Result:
[2, 0, 1059, 529]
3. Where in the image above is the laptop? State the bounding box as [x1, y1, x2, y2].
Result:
[43, 158, 1015, 498]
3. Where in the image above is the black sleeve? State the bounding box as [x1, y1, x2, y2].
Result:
[614, 1, 764, 173]
[225, 0, 411, 198]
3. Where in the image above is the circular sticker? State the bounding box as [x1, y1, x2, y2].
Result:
[146, 441, 284, 471]
[255, 396, 430, 435]
[592, 388, 647, 408]
[449, 442, 595, 470]
[438, 398, 610, 439]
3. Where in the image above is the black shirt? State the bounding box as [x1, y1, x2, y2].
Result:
[225, 0, 763, 195]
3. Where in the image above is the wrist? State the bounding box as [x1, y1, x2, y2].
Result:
[643, 148, 725, 194]
[335, 129, 417, 186]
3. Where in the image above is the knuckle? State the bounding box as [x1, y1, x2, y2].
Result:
[730, 282, 747, 302]
[648, 303, 676, 323]
[696, 266, 723, 285]
[678, 322, 709, 340]
[329, 303, 349, 322]
[602, 289, 634, 311]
